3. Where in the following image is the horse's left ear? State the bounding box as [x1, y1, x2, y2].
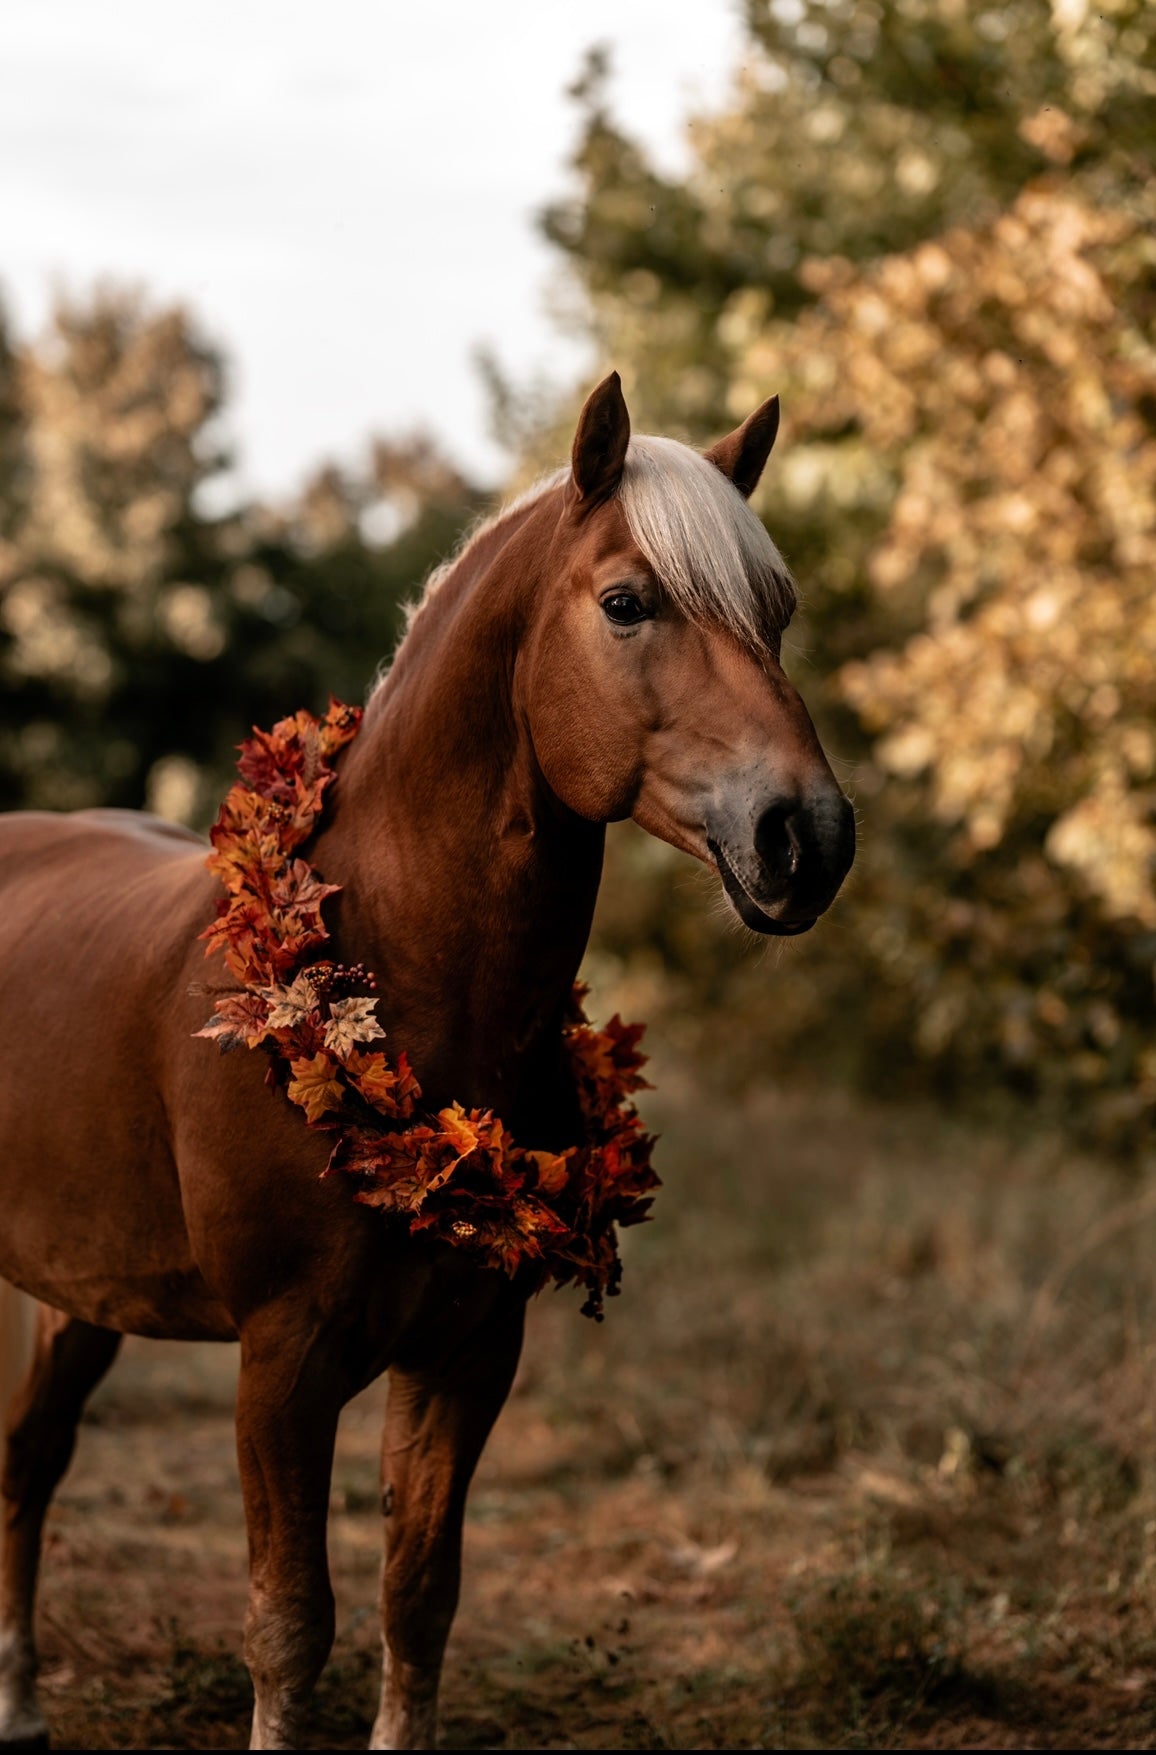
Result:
[704, 395, 780, 499]
[571, 371, 631, 507]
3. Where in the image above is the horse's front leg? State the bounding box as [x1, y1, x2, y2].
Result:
[372, 1299, 525, 1751]
[236, 1312, 348, 1751]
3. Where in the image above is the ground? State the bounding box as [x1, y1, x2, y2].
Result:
[21, 1077, 1156, 1749]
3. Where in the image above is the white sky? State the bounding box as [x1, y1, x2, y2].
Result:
[0, 0, 745, 496]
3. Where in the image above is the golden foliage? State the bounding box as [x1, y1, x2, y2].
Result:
[12, 293, 222, 600]
[776, 190, 1156, 897]
[732, 185, 1155, 1138]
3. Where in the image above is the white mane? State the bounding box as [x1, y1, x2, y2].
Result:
[377, 434, 794, 694]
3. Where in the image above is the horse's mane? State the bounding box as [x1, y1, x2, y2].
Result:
[374, 435, 795, 698]
[618, 437, 795, 652]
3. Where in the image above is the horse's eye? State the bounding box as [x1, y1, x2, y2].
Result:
[601, 591, 649, 627]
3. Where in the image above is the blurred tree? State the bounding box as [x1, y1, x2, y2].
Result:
[734, 185, 1155, 1147]
[537, 0, 1154, 441]
[529, 1, 1156, 1149]
[0, 289, 485, 825]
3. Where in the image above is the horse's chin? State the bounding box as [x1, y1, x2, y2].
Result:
[709, 840, 817, 938]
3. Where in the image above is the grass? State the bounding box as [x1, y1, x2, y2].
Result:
[23, 1070, 1156, 1747]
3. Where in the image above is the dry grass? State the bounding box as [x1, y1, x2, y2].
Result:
[25, 1075, 1156, 1748]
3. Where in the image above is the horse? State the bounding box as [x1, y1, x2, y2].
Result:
[0, 1292, 32, 1467]
[0, 372, 855, 1750]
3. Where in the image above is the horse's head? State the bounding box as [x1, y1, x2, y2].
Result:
[522, 372, 855, 935]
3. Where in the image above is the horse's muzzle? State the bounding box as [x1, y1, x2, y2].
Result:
[707, 785, 855, 937]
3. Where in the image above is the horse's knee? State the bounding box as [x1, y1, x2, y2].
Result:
[244, 1581, 335, 1699]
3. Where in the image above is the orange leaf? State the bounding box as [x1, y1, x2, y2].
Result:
[286, 1053, 345, 1123]
[436, 1102, 486, 1162]
[344, 1049, 398, 1110]
[523, 1148, 574, 1197]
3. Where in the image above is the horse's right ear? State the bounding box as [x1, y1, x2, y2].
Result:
[570, 371, 631, 507]
[704, 395, 780, 499]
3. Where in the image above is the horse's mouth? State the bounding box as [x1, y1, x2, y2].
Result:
[708, 839, 817, 938]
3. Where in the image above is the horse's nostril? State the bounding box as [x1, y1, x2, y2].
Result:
[753, 803, 800, 882]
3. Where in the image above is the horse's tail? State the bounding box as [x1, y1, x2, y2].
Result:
[0, 1279, 36, 1422]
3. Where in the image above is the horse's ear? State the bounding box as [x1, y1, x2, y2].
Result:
[571, 371, 631, 506]
[704, 395, 780, 499]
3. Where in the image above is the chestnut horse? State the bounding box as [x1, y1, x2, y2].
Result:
[0, 374, 854, 1750]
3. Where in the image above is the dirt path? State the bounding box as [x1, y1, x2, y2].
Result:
[24, 1087, 1156, 1747]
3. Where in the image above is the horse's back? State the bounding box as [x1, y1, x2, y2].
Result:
[0, 808, 209, 957]
[0, 805, 203, 878]
[0, 809, 232, 1337]
[73, 807, 206, 848]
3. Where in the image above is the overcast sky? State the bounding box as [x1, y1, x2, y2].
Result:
[1, 1, 744, 495]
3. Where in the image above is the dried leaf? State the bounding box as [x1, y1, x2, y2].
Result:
[324, 996, 386, 1057]
[264, 971, 323, 1031]
[194, 991, 271, 1053]
[286, 1052, 345, 1124]
[343, 1048, 398, 1110]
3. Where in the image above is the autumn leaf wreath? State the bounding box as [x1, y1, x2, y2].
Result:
[195, 702, 659, 1317]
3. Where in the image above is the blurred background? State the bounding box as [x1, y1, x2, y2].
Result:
[4, 2, 1156, 1747]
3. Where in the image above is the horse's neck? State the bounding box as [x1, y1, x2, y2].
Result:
[311, 496, 604, 1132]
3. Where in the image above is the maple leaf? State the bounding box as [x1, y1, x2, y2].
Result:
[270, 859, 341, 926]
[264, 914, 327, 973]
[194, 991, 271, 1053]
[286, 1053, 346, 1124]
[436, 1103, 480, 1156]
[319, 699, 362, 755]
[459, 1204, 554, 1276]
[566, 1024, 617, 1094]
[263, 971, 323, 1031]
[287, 777, 334, 847]
[421, 1104, 485, 1191]
[326, 1125, 410, 1181]
[509, 1190, 572, 1241]
[324, 996, 386, 1057]
[237, 725, 306, 798]
[601, 1015, 651, 1090]
[391, 1052, 422, 1119]
[523, 1148, 574, 1197]
[352, 1126, 447, 1211]
[477, 1113, 517, 1174]
[430, 1105, 523, 1189]
[343, 1048, 399, 1111]
[201, 900, 280, 984]
[207, 825, 285, 895]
